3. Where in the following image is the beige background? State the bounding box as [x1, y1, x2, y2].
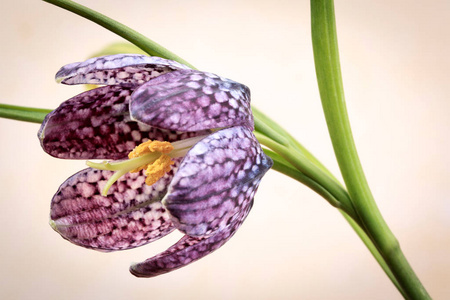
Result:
[1, 0, 449, 299]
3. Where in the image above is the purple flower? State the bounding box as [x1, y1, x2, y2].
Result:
[39, 54, 272, 277]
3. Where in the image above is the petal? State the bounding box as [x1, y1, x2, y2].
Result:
[50, 159, 182, 251]
[130, 69, 254, 131]
[164, 126, 272, 236]
[56, 54, 190, 86]
[129, 179, 257, 277]
[39, 85, 210, 159]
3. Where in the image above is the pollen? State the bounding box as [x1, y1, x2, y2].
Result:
[129, 140, 174, 158]
[128, 140, 175, 185]
[144, 154, 174, 186]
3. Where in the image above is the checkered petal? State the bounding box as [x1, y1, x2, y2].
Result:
[164, 126, 272, 237]
[56, 54, 190, 87]
[39, 85, 208, 160]
[50, 159, 182, 251]
[129, 179, 257, 277]
[130, 70, 254, 132]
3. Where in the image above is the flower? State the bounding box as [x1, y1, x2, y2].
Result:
[39, 54, 273, 277]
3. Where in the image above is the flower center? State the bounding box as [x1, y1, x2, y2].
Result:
[128, 140, 175, 184]
[86, 135, 206, 196]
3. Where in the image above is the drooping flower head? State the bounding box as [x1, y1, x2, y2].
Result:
[39, 54, 272, 277]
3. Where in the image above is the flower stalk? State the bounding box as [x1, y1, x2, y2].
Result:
[311, 0, 430, 298]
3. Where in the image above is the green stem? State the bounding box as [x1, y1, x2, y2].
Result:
[311, 0, 430, 298]
[264, 148, 341, 209]
[0, 104, 51, 123]
[252, 106, 336, 180]
[253, 113, 289, 146]
[255, 132, 359, 223]
[42, 0, 195, 69]
[340, 211, 407, 299]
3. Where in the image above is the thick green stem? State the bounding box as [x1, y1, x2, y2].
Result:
[311, 0, 430, 298]
[340, 211, 407, 299]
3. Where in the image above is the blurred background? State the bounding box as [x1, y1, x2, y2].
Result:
[1, 0, 449, 299]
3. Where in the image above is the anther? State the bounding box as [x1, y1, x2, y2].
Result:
[144, 154, 174, 186]
[129, 140, 174, 159]
[127, 141, 175, 184]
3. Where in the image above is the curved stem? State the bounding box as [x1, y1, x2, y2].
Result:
[264, 148, 341, 209]
[253, 106, 336, 179]
[255, 132, 359, 223]
[311, 0, 430, 298]
[253, 112, 289, 146]
[42, 0, 195, 69]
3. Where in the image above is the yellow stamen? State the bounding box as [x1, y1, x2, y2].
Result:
[144, 154, 174, 186]
[88, 136, 208, 196]
[127, 140, 175, 185]
[129, 140, 174, 159]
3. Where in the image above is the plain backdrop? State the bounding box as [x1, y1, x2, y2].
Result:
[1, 0, 449, 299]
